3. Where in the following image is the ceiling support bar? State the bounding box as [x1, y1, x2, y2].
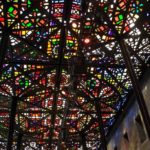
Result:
[57, 98, 69, 150]
[95, 100, 107, 150]
[48, 24, 66, 148]
[0, 29, 9, 77]
[119, 40, 150, 138]
[7, 96, 18, 150]
[0, 1, 9, 74]
[49, 0, 73, 148]
[17, 132, 23, 150]
[81, 133, 88, 150]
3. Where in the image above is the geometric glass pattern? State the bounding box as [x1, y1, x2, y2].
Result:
[0, 0, 149, 149]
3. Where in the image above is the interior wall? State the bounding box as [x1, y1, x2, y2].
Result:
[107, 69, 150, 150]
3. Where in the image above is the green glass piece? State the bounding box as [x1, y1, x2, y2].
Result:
[140, 3, 144, 7]
[22, 22, 25, 26]
[8, 7, 14, 13]
[25, 81, 29, 86]
[119, 14, 123, 20]
[116, 21, 121, 25]
[84, 26, 92, 29]
[104, 6, 108, 12]
[52, 39, 59, 45]
[67, 41, 74, 47]
[87, 80, 90, 86]
[33, 8, 38, 12]
[27, 22, 32, 27]
[28, 0, 31, 5]
[19, 80, 23, 86]
[86, 80, 96, 89]
[10, 14, 15, 18]
[22, 22, 32, 27]
[68, 43, 74, 47]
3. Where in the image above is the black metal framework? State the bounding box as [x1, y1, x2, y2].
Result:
[7, 97, 18, 150]
[0, 0, 149, 149]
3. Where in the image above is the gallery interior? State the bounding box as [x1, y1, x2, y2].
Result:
[0, 0, 149, 149]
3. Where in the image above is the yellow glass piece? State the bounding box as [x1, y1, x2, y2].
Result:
[47, 41, 52, 55]
[15, 71, 19, 76]
[22, 30, 26, 35]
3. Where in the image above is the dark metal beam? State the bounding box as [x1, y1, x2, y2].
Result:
[81, 133, 88, 150]
[7, 96, 18, 150]
[0, 30, 9, 72]
[48, 11, 66, 150]
[49, 0, 73, 148]
[119, 40, 150, 138]
[48, 25, 66, 147]
[3, 60, 128, 68]
[17, 132, 23, 150]
[95, 100, 107, 150]
[57, 98, 69, 150]
[0, 1, 9, 74]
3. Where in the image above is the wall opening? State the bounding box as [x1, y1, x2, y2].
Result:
[123, 132, 129, 149]
[135, 114, 146, 143]
[123, 132, 129, 141]
[114, 146, 117, 150]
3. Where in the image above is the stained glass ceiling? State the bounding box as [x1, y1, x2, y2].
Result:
[0, 0, 149, 149]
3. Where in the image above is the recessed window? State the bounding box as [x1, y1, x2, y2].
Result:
[135, 114, 146, 143]
[123, 132, 129, 141]
[123, 131, 129, 149]
[114, 146, 117, 150]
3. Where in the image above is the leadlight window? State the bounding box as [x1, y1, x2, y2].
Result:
[0, 0, 149, 149]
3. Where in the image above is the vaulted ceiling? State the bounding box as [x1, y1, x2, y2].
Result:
[0, 0, 149, 149]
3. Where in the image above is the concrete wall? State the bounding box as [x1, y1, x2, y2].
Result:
[107, 69, 150, 150]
